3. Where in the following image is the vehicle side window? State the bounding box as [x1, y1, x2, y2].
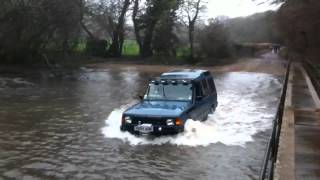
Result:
[195, 82, 204, 97]
[207, 77, 216, 94]
[195, 83, 203, 97]
[201, 79, 209, 96]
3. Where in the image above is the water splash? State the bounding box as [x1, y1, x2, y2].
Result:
[0, 77, 35, 89]
[102, 73, 280, 147]
[102, 93, 275, 147]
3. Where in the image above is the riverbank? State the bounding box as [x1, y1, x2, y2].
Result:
[0, 51, 287, 78]
[87, 51, 287, 76]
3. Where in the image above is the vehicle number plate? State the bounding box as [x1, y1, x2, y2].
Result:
[134, 124, 154, 134]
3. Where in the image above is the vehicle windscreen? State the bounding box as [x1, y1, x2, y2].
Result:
[145, 83, 193, 101]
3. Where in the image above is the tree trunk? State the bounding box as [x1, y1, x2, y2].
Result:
[141, 21, 157, 58]
[108, 0, 130, 57]
[189, 23, 195, 60]
[141, 40, 153, 58]
[79, 0, 96, 40]
[132, 0, 143, 55]
[119, 32, 124, 55]
[186, 0, 201, 60]
[80, 21, 96, 40]
[109, 32, 120, 57]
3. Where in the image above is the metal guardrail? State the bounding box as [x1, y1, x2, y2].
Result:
[259, 61, 291, 180]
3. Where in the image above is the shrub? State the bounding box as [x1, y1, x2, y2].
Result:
[198, 20, 231, 58]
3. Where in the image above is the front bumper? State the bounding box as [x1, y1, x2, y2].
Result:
[120, 124, 184, 135]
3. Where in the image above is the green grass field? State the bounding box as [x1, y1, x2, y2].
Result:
[122, 40, 139, 56]
[122, 40, 191, 58]
[75, 39, 190, 58]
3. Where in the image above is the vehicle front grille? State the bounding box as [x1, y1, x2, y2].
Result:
[131, 116, 167, 126]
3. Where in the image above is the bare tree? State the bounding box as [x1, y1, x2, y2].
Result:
[198, 19, 231, 58]
[132, 0, 142, 54]
[85, 0, 114, 40]
[132, 0, 182, 58]
[180, 0, 205, 60]
[0, 0, 81, 63]
[108, 0, 131, 57]
[78, 0, 96, 40]
[132, 0, 162, 58]
[78, 0, 131, 57]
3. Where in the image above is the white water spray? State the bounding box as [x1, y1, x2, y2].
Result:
[102, 73, 280, 147]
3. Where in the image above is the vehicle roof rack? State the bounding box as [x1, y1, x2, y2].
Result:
[160, 69, 209, 80]
[150, 79, 192, 85]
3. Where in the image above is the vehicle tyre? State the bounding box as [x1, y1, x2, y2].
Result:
[210, 104, 217, 113]
[209, 107, 214, 114]
[202, 113, 209, 122]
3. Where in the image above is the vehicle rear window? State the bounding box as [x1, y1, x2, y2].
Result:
[201, 79, 209, 96]
[207, 77, 216, 93]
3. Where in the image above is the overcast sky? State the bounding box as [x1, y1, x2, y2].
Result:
[205, 0, 282, 18]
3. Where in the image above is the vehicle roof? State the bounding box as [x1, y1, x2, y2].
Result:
[160, 69, 209, 80]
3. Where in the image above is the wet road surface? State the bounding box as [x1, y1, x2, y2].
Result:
[0, 66, 282, 180]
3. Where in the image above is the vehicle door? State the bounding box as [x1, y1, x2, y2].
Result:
[200, 77, 215, 116]
[189, 80, 210, 120]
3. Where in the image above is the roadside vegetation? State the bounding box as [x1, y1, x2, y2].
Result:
[2, 0, 318, 69]
[277, 0, 320, 62]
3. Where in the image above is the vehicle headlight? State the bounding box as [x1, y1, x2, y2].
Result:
[166, 119, 174, 126]
[125, 116, 132, 124]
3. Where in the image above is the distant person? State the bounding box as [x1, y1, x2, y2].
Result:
[272, 43, 281, 54]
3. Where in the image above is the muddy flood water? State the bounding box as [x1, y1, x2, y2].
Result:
[0, 66, 282, 180]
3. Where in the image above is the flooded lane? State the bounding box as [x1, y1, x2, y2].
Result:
[0, 67, 282, 180]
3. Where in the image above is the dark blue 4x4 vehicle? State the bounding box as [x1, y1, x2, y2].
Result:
[120, 69, 218, 135]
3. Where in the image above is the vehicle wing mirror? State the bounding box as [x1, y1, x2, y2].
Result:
[138, 95, 144, 101]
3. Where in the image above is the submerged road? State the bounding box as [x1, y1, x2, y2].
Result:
[0, 52, 286, 179]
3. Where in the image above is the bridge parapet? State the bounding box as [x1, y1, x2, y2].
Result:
[260, 62, 320, 180]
